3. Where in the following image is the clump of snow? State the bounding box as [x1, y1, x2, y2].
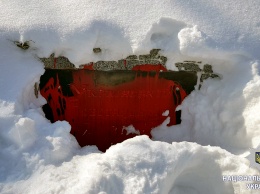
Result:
[178, 25, 215, 59]
[122, 125, 140, 135]
[162, 110, 169, 117]
[8, 117, 37, 149]
[1, 0, 260, 193]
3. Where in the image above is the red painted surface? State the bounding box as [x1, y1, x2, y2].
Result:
[40, 65, 187, 151]
[132, 64, 167, 72]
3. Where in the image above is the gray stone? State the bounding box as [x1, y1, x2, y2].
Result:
[93, 48, 101, 53]
[159, 56, 167, 65]
[126, 60, 140, 70]
[126, 55, 138, 60]
[139, 54, 151, 61]
[94, 61, 118, 71]
[150, 49, 161, 59]
[203, 64, 213, 73]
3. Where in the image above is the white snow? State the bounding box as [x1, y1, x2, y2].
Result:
[2, 137, 259, 194]
[0, 0, 260, 193]
[122, 125, 140, 135]
[162, 110, 169, 117]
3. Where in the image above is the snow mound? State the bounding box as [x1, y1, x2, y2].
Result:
[2, 136, 258, 194]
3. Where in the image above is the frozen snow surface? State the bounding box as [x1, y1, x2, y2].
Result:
[0, 0, 260, 193]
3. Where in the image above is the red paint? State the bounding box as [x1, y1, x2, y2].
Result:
[82, 62, 94, 70]
[40, 65, 187, 151]
[132, 64, 167, 72]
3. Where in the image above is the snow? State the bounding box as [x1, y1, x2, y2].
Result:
[0, 0, 260, 193]
[2, 137, 258, 194]
[122, 125, 140, 136]
[162, 110, 169, 117]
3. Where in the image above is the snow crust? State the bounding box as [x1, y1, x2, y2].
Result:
[0, 0, 260, 193]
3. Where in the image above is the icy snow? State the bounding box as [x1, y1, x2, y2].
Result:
[0, 0, 260, 194]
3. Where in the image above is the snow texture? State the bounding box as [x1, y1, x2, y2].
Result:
[0, 0, 260, 193]
[122, 125, 140, 136]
